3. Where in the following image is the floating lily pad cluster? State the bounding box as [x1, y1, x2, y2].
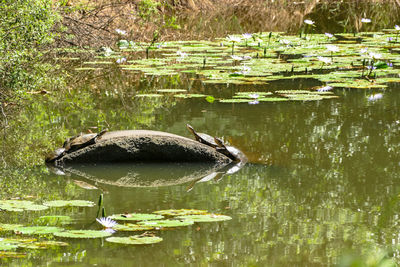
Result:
[0, 199, 95, 212]
[0, 201, 231, 256]
[70, 30, 400, 103]
[0, 198, 97, 258]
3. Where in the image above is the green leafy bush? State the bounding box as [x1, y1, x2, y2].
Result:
[0, 0, 59, 96]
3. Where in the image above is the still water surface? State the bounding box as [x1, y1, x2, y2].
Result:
[3, 79, 400, 266]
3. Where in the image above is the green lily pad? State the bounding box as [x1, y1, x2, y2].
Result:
[0, 242, 18, 251]
[0, 200, 48, 212]
[0, 251, 27, 258]
[109, 213, 164, 221]
[234, 92, 273, 98]
[176, 214, 232, 222]
[174, 94, 207, 98]
[43, 200, 95, 208]
[54, 230, 112, 239]
[156, 89, 187, 93]
[106, 235, 163, 245]
[112, 224, 154, 232]
[18, 241, 69, 249]
[219, 99, 253, 103]
[135, 94, 163, 98]
[0, 223, 23, 231]
[15, 226, 64, 235]
[258, 97, 289, 102]
[153, 209, 208, 216]
[74, 67, 102, 71]
[138, 219, 194, 228]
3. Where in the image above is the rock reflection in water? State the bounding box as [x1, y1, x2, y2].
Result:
[51, 161, 246, 189]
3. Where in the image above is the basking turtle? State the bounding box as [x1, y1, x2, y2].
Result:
[45, 148, 66, 163]
[63, 132, 83, 148]
[64, 129, 108, 153]
[214, 137, 245, 162]
[186, 124, 219, 148]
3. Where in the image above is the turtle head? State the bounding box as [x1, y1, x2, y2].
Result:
[186, 124, 197, 137]
[98, 128, 108, 136]
[186, 124, 194, 132]
[213, 137, 226, 149]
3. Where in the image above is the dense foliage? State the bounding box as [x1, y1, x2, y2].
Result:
[0, 0, 59, 98]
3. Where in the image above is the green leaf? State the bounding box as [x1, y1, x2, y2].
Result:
[0, 223, 23, 231]
[153, 209, 208, 216]
[205, 96, 215, 103]
[174, 94, 207, 98]
[138, 219, 194, 228]
[18, 241, 69, 249]
[176, 214, 232, 222]
[135, 94, 163, 98]
[43, 200, 95, 208]
[106, 235, 163, 245]
[0, 200, 48, 212]
[156, 89, 187, 93]
[15, 226, 64, 235]
[112, 224, 154, 232]
[109, 213, 164, 221]
[54, 230, 112, 239]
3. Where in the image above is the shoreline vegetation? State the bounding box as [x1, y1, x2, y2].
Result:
[56, 0, 400, 47]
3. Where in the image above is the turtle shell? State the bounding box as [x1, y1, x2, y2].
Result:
[66, 133, 97, 152]
[186, 124, 218, 148]
[64, 129, 107, 153]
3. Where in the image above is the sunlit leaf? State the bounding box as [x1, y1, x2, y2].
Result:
[43, 200, 95, 208]
[112, 223, 154, 232]
[54, 230, 112, 239]
[109, 213, 164, 221]
[153, 209, 208, 216]
[176, 214, 232, 222]
[106, 235, 163, 245]
[138, 219, 194, 228]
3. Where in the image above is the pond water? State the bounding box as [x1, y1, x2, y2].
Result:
[2, 2, 400, 266]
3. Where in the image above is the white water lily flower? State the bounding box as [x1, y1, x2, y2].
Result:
[368, 52, 382, 59]
[115, 29, 127, 35]
[104, 228, 116, 234]
[231, 55, 243, 61]
[304, 19, 315, 25]
[242, 33, 252, 39]
[248, 93, 259, 99]
[226, 35, 242, 43]
[317, 86, 333, 92]
[368, 93, 383, 101]
[96, 217, 117, 228]
[116, 57, 127, 64]
[325, 33, 334, 38]
[317, 56, 332, 64]
[395, 25, 400, 31]
[176, 50, 187, 59]
[360, 48, 368, 54]
[280, 39, 291, 45]
[361, 18, 371, 23]
[240, 65, 251, 74]
[248, 100, 259, 105]
[326, 44, 339, 53]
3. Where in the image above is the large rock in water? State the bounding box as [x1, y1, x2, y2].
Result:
[54, 130, 232, 166]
